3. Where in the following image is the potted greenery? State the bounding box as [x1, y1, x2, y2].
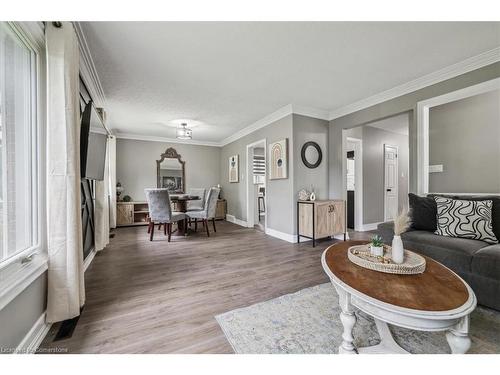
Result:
[370, 235, 384, 257]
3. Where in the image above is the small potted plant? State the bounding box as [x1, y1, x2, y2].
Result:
[370, 235, 384, 257]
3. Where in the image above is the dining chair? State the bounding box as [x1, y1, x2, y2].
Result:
[186, 187, 220, 237]
[186, 188, 206, 211]
[144, 188, 186, 242]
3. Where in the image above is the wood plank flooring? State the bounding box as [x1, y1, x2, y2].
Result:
[40, 222, 370, 353]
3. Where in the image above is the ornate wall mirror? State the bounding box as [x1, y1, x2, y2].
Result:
[301, 141, 322, 169]
[156, 147, 185, 193]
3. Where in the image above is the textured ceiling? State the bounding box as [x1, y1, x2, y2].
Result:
[80, 22, 500, 142]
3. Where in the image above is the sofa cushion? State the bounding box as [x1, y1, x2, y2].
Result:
[409, 193, 437, 232]
[429, 194, 500, 242]
[401, 230, 488, 272]
[434, 197, 498, 244]
[471, 244, 500, 281]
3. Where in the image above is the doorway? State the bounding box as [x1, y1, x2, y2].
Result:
[345, 137, 363, 231]
[384, 144, 399, 221]
[246, 139, 267, 232]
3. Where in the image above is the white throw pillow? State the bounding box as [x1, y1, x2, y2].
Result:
[434, 197, 498, 244]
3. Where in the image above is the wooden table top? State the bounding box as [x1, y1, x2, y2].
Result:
[323, 241, 470, 312]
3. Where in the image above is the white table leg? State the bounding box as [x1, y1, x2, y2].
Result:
[336, 288, 357, 354]
[358, 318, 409, 354]
[446, 316, 471, 354]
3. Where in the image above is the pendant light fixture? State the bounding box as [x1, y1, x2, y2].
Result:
[176, 122, 192, 140]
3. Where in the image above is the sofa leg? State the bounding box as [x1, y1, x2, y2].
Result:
[212, 218, 216, 232]
[150, 222, 155, 241]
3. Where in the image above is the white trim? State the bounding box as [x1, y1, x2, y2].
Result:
[416, 77, 500, 195]
[358, 222, 384, 232]
[221, 104, 293, 146]
[329, 47, 500, 120]
[292, 105, 330, 121]
[115, 132, 221, 147]
[0, 257, 48, 311]
[73, 22, 106, 108]
[15, 313, 51, 354]
[245, 139, 267, 231]
[83, 248, 97, 272]
[383, 144, 399, 221]
[265, 227, 296, 243]
[225, 214, 247, 227]
[345, 137, 363, 231]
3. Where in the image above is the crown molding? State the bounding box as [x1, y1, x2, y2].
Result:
[115, 132, 221, 147]
[73, 22, 106, 108]
[328, 47, 500, 120]
[220, 104, 293, 146]
[9, 22, 45, 52]
[292, 105, 330, 121]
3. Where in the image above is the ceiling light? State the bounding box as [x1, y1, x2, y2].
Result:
[176, 123, 192, 140]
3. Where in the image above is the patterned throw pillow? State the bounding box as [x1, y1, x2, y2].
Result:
[434, 197, 498, 244]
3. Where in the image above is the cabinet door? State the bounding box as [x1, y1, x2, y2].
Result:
[117, 204, 134, 225]
[315, 202, 332, 238]
[215, 200, 227, 219]
[298, 203, 314, 238]
[330, 201, 345, 235]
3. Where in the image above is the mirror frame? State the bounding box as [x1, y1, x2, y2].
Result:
[301, 141, 322, 169]
[156, 147, 186, 192]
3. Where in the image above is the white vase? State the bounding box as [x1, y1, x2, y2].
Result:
[310, 192, 316, 201]
[391, 235, 404, 264]
[370, 245, 383, 257]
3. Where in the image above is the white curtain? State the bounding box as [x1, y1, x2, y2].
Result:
[46, 22, 85, 323]
[95, 135, 110, 251]
[108, 135, 117, 228]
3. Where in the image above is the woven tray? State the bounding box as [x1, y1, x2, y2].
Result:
[348, 244, 426, 275]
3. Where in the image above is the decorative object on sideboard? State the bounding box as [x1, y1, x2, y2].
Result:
[301, 141, 322, 169]
[217, 183, 222, 199]
[369, 235, 384, 257]
[309, 184, 316, 201]
[392, 209, 411, 264]
[116, 182, 124, 201]
[298, 189, 310, 201]
[269, 139, 288, 179]
[229, 155, 239, 183]
[122, 195, 132, 202]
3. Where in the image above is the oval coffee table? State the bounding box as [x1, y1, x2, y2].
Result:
[322, 240, 477, 354]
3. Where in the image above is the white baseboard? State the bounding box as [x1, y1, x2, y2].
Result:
[15, 312, 51, 354]
[358, 222, 383, 232]
[225, 214, 248, 228]
[265, 228, 297, 243]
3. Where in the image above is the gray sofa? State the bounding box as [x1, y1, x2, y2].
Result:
[377, 194, 500, 311]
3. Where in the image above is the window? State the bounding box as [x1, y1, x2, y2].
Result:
[0, 23, 39, 267]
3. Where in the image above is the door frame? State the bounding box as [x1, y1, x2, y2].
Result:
[246, 139, 267, 230]
[383, 144, 399, 221]
[345, 137, 363, 231]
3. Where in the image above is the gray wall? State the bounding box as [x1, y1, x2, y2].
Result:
[292, 114, 329, 232]
[220, 115, 294, 234]
[329, 62, 500, 200]
[429, 90, 500, 193]
[116, 139, 221, 201]
[0, 273, 47, 351]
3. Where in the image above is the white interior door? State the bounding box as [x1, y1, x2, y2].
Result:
[384, 145, 398, 221]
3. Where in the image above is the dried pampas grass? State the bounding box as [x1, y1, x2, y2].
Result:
[393, 209, 411, 236]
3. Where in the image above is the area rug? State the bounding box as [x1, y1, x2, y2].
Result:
[215, 283, 500, 354]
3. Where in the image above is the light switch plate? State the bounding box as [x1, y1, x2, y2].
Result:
[429, 164, 444, 173]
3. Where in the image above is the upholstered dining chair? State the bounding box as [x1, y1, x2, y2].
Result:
[186, 187, 206, 211]
[144, 188, 186, 242]
[186, 187, 220, 237]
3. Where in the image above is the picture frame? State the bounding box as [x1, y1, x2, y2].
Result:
[269, 139, 288, 179]
[229, 154, 239, 183]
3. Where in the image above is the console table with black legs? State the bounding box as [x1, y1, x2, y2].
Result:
[297, 200, 346, 247]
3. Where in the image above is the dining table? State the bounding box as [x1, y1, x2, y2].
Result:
[168, 194, 200, 236]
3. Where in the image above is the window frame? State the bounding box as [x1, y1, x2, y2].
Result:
[0, 22, 46, 311]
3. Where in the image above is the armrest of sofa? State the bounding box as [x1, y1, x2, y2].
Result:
[377, 221, 394, 245]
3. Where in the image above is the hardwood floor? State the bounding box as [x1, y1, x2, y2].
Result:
[40, 222, 371, 353]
